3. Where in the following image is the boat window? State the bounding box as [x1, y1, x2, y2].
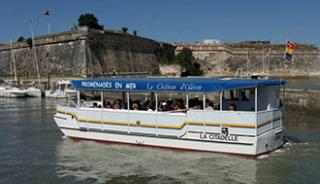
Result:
[82, 91, 128, 109]
[60, 84, 66, 91]
[223, 90, 238, 101]
[187, 93, 202, 109]
[257, 86, 281, 111]
[157, 92, 187, 112]
[202, 93, 219, 110]
[240, 89, 250, 101]
[129, 92, 155, 111]
[222, 88, 255, 111]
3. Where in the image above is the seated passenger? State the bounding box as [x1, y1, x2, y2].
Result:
[104, 101, 112, 109]
[132, 103, 140, 110]
[112, 100, 121, 109]
[158, 101, 166, 111]
[163, 100, 174, 111]
[213, 103, 220, 110]
[91, 102, 98, 108]
[205, 102, 214, 110]
[142, 100, 151, 110]
[229, 103, 237, 111]
[146, 105, 153, 111]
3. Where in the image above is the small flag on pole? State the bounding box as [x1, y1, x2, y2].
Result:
[285, 41, 298, 61]
[43, 10, 50, 16]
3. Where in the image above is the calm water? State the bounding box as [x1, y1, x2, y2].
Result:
[0, 98, 319, 184]
[286, 79, 320, 90]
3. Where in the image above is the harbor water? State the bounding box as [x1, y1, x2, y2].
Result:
[0, 98, 319, 184]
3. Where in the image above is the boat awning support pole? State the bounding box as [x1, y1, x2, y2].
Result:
[255, 87, 258, 112]
[77, 91, 80, 108]
[186, 94, 189, 108]
[155, 92, 158, 136]
[127, 92, 130, 110]
[101, 91, 104, 107]
[282, 84, 285, 105]
[219, 91, 223, 111]
[155, 93, 158, 112]
[203, 94, 206, 109]
[255, 87, 258, 133]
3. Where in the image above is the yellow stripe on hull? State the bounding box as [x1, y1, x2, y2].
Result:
[57, 109, 282, 130]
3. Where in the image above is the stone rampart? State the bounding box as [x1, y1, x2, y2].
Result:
[176, 43, 320, 78]
[0, 28, 161, 79]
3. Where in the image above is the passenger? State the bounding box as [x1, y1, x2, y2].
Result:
[205, 101, 214, 110]
[188, 98, 197, 109]
[163, 100, 174, 111]
[142, 100, 151, 110]
[240, 90, 249, 101]
[229, 103, 237, 111]
[158, 101, 166, 111]
[92, 102, 98, 108]
[112, 100, 121, 109]
[146, 105, 153, 111]
[132, 103, 140, 110]
[104, 101, 112, 109]
[213, 103, 220, 110]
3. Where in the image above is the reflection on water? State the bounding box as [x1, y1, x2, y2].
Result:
[286, 79, 320, 90]
[55, 139, 258, 184]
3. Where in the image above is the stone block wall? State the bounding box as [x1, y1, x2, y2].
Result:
[284, 89, 320, 114]
[176, 43, 320, 77]
[0, 28, 161, 79]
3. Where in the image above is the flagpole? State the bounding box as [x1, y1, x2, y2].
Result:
[48, 23, 51, 34]
[30, 19, 42, 89]
[44, 9, 51, 35]
[10, 39, 18, 81]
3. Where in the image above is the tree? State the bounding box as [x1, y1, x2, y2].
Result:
[122, 27, 128, 33]
[78, 13, 104, 30]
[176, 48, 203, 77]
[17, 36, 25, 42]
[26, 38, 33, 49]
[155, 44, 175, 64]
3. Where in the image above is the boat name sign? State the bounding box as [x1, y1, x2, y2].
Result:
[80, 81, 202, 91]
[200, 133, 238, 142]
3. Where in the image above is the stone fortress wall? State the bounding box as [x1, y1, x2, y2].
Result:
[175, 43, 320, 78]
[0, 27, 161, 79]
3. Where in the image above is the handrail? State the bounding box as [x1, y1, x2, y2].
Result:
[63, 100, 77, 108]
[257, 107, 282, 114]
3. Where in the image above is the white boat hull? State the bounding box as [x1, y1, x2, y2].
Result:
[57, 127, 283, 156]
[54, 107, 284, 156]
[26, 88, 42, 97]
[46, 90, 77, 99]
[0, 88, 27, 98]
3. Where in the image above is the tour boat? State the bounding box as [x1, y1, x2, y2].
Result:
[46, 80, 77, 98]
[53, 77, 286, 156]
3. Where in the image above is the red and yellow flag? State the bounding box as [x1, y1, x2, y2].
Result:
[285, 41, 298, 61]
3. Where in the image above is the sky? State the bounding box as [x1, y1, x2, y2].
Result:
[0, 0, 320, 45]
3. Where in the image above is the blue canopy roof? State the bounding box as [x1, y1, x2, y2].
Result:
[71, 77, 286, 92]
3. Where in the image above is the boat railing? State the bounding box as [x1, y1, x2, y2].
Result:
[59, 100, 78, 108]
[256, 107, 283, 136]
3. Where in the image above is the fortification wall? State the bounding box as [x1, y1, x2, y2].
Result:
[86, 30, 160, 76]
[0, 28, 161, 79]
[176, 44, 320, 77]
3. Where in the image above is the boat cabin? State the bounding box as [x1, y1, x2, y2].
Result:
[71, 77, 285, 113]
